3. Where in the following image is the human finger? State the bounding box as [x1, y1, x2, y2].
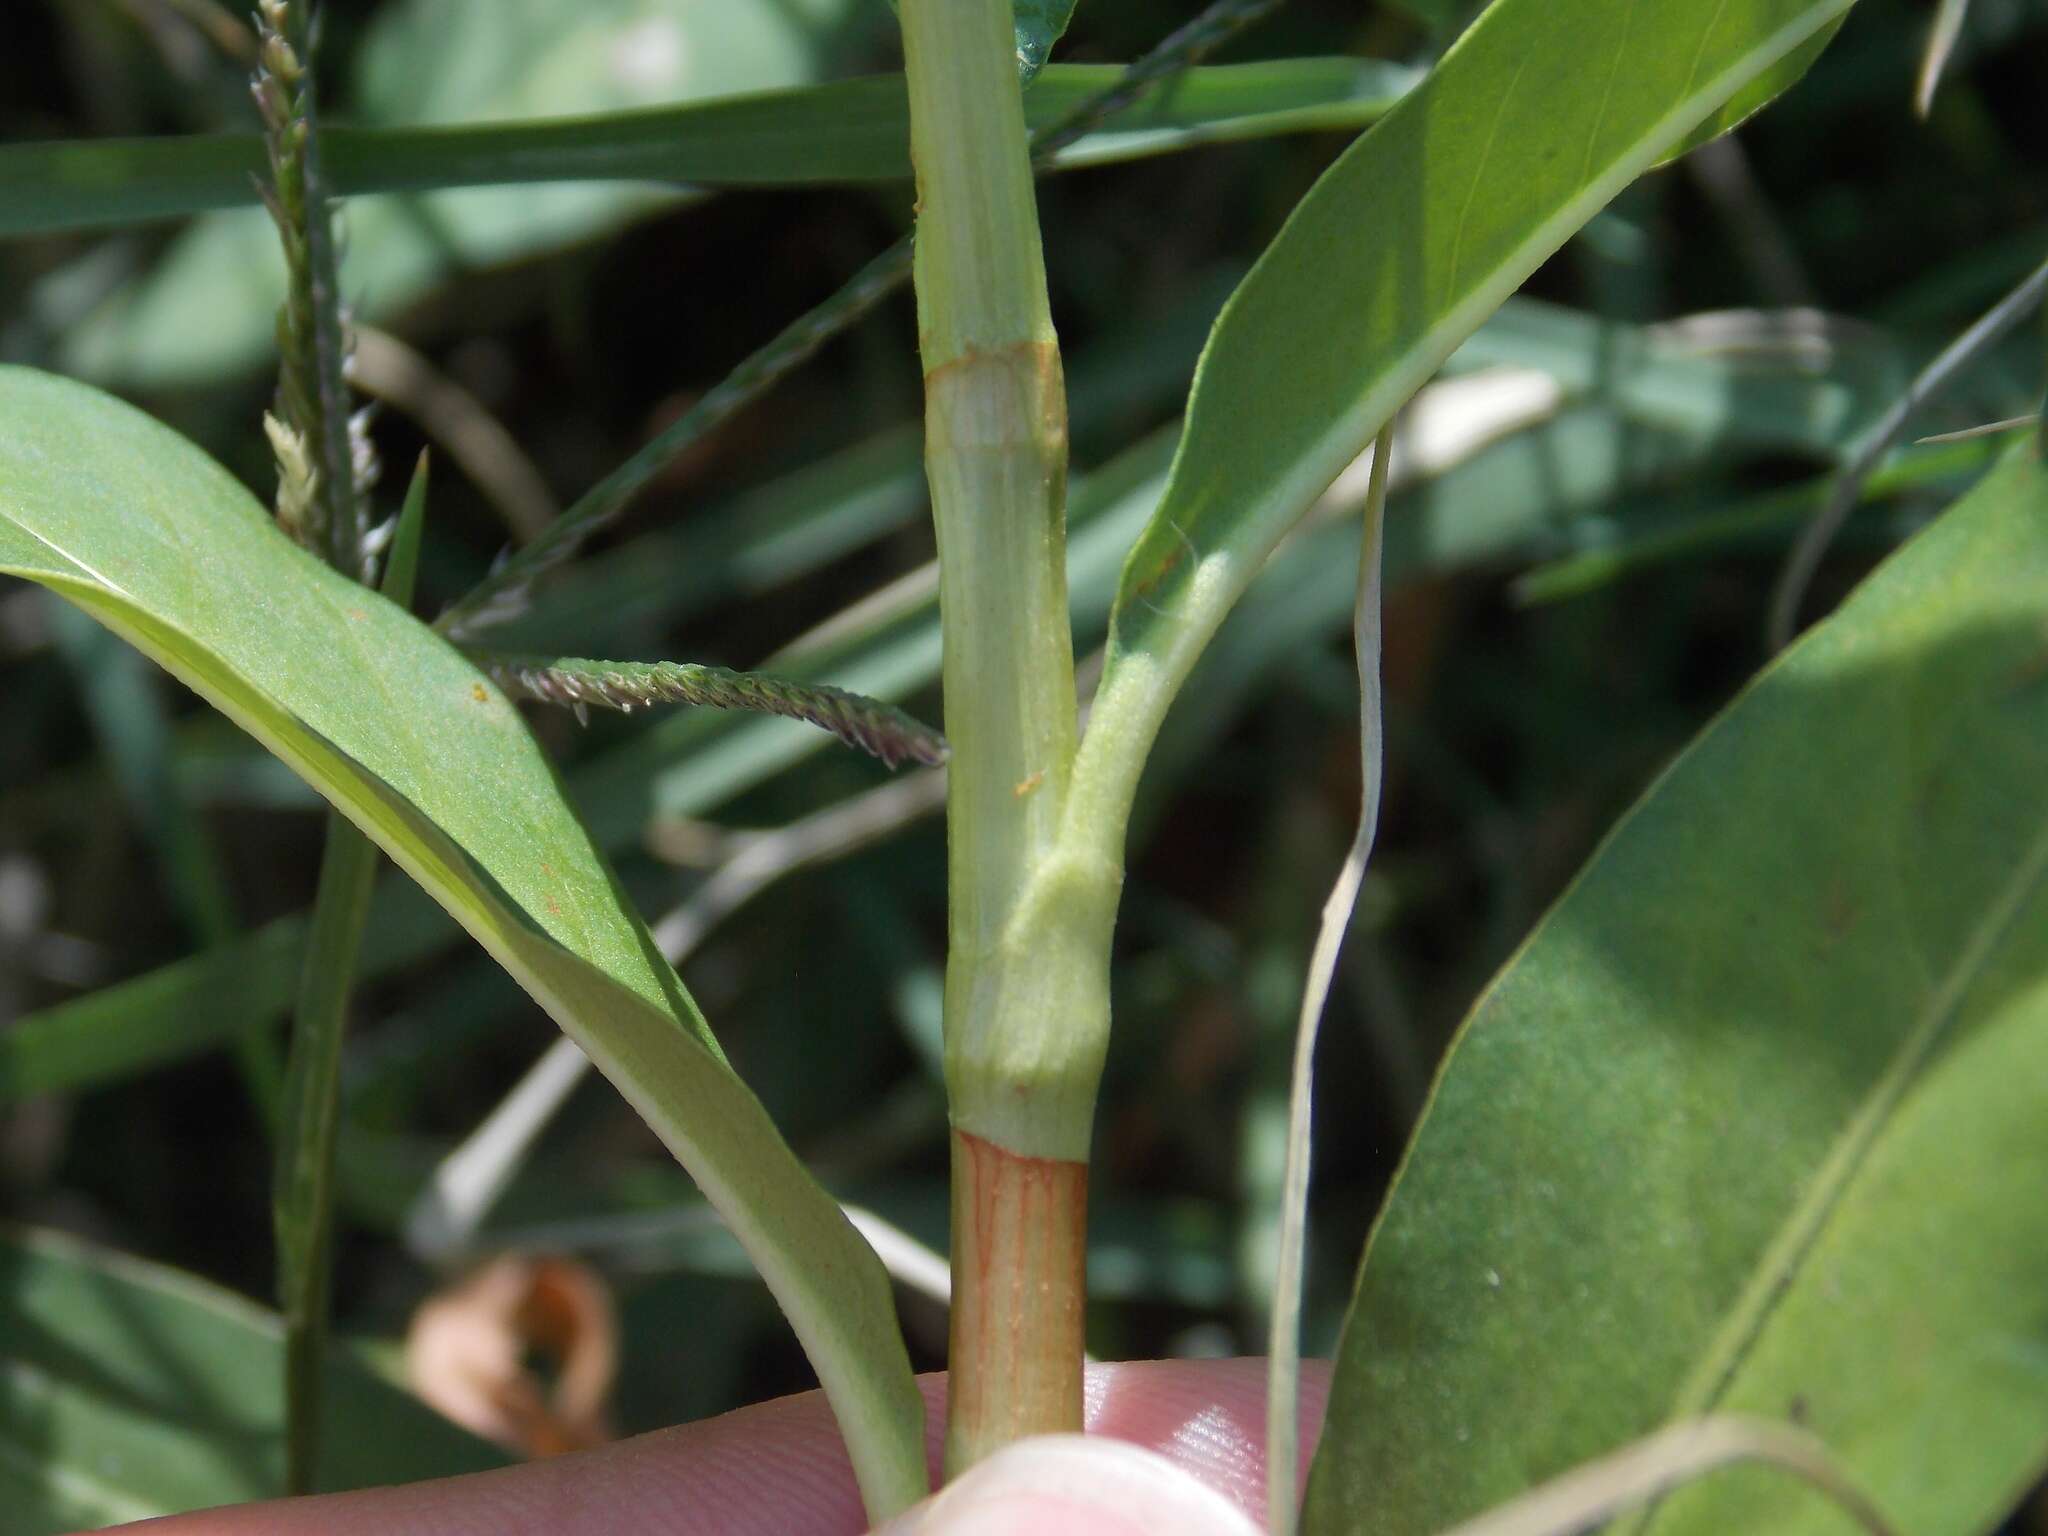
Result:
[871, 1435, 1259, 1536]
[120, 1356, 1329, 1536]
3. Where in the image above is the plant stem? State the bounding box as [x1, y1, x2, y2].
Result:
[898, 0, 1109, 1473]
[253, 2, 386, 1495]
[947, 1129, 1088, 1467]
[274, 810, 377, 1495]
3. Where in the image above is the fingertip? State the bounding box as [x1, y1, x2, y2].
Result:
[1084, 1356, 1333, 1520]
[876, 1437, 1260, 1536]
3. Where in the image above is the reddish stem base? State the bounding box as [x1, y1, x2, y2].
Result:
[945, 1126, 1088, 1476]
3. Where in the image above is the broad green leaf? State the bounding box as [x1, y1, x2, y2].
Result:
[1074, 0, 1857, 817]
[0, 367, 927, 1521]
[0, 1224, 502, 1531]
[1303, 444, 2048, 1535]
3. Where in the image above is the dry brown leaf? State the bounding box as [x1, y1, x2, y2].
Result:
[405, 1253, 618, 1458]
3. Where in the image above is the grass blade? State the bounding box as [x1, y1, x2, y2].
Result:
[1766, 248, 2048, 650]
[1267, 426, 1391, 1536]
[0, 60, 1415, 239]
[1914, 0, 1971, 118]
[1432, 1418, 1896, 1536]
[274, 814, 378, 1494]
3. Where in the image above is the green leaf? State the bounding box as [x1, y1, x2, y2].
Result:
[1303, 444, 2048, 1535]
[46, 0, 864, 386]
[0, 367, 927, 1522]
[1915, 0, 1973, 116]
[0, 60, 1414, 239]
[1073, 0, 1858, 819]
[1014, 0, 1081, 81]
[44, 598, 238, 947]
[274, 456, 432, 1494]
[0, 878, 450, 1104]
[24, 59, 1413, 390]
[0, 1224, 503, 1531]
[888, 0, 1077, 83]
[1655, 17, 1845, 166]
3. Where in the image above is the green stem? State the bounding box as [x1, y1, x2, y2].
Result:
[274, 811, 378, 1495]
[256, 3, 374, 1490]
[898, 0, 1112, 1474]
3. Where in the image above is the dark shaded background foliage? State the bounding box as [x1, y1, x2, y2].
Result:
[1, 0, 2045, 1481]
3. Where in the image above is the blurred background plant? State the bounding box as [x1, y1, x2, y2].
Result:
[1, 0, 2045, 1521]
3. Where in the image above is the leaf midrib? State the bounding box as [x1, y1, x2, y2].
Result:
[1658, 790, 2048, 1431]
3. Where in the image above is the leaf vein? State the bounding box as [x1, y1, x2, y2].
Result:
[1671, 796, 2048, 1425]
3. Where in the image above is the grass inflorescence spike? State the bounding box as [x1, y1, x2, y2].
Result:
[252, 0, 375, 578]
[473, 652, 949, 770]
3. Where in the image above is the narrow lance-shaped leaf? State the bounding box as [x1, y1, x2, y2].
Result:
[1304, 443, 2048, 1536]
[1069, 0, 1859, 830]
[0, 367, 928, 1523]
